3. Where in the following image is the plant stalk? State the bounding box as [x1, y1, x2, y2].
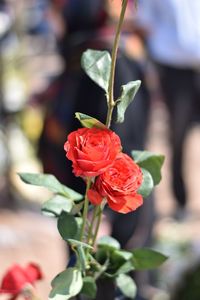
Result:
[106, 0, 128, 128]
[87, 205, 99, 245]
[91, 206, 103, 247]
[80, 178, 91, 242]
[93, 0, 128, 246]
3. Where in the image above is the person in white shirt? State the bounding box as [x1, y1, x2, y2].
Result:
[136, 0, 200, 212]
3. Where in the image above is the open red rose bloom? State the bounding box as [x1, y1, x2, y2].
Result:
[64, 127, 121, 177]
[88, 153, 143, 213]
[0, 263, 43, 299]
[64, 127, 143, 213]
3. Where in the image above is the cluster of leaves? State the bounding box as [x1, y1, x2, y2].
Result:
[48, 235, 167, 300]
[19, 143, 166, 300]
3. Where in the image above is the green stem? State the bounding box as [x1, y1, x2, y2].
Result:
[80, 178, 91, 242]
[81, 0, 128, 248]
[87, 205, 99, 245]
[106, 0, 128, 128]
[92, 1, 128, 246]
[91, 206, 102, 247]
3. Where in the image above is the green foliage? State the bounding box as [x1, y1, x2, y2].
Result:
[18, 173, 82, 200]
[114, 261, 135, 276]
[49, 268, 83, 300]
[75, 113, 106, 129]
[110, 250, 132, 271]
[131, 151, 165, 185]
[95, 239, 135, 279]
[81, 276, 97, 299]
[42, 195, 74, 216]
[97, 236, 121, 252]
[112, 250, 132, 263]
[57, 211, 78, 240]
[68, 240, 93, 273]
[81, 49, 111, 93]
[67, 239, 93, 250]
[116, 274, 137, 299]
[138, 168, 154, 198]
[131, 248, 168, 270]
[105, 253, 134, 278]
[116, 80, 141, 123]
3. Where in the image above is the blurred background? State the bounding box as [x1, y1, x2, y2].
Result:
[1, 0, 200, 299]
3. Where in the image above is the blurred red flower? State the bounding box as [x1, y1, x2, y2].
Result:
[88, 153, 143, 213]
[0, 263, 43, 299]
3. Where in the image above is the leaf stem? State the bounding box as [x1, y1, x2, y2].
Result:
[80, 178, 91, 242]
[106, 0, 128, 128]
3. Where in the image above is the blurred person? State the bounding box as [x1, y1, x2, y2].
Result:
[136, 0, 200, 216]
[35, 0, 153, 254]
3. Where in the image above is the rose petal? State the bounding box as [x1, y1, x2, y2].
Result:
[108, 193, 143, 214]
[87, 189, 103, 206]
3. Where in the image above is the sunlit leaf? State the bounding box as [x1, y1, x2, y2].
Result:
[81, 49, 111, 92]
[18, 173, 82, 200]
[116, 80, 141, 123]
[42, 195, 73, 216]
[75, 113, 106, 129]
[116, 274, 137, 299]
[49, 268, 83, 300]
[137, 168, 154, 198]
[97, 236, 121, 251]
[131, 151, 165, 185]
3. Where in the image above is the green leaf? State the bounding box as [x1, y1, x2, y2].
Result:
[116, 261, 135, 275]
[49, 268, 83, 300]
[57, 211, 78, 240]
[81, 49, 111, 92]
[131, 151, 165, 185]
[116, 274, 137, 299]
[67, 239, 93, 250]
[104, 250, 133, 278]
[112, 250, 132, 262]
[42, 195, 74, 216]
[75, 113, 106, 129]
[97, 236, 121, 251]
[18, 173, 82, 200]
[81, 276, 97, 299]
[105, 260, 135, 279]
[110, 250, 132, 270]
[74, 217, 83, 240]
[116, 80, 141, 123]
[131, 248, 168, 270]
[138, 168, 154, 198]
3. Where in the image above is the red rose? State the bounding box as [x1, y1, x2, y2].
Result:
[0, 263, 43, 298]
[87, 153, 143, 213]
[64, 128, 121, 177]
